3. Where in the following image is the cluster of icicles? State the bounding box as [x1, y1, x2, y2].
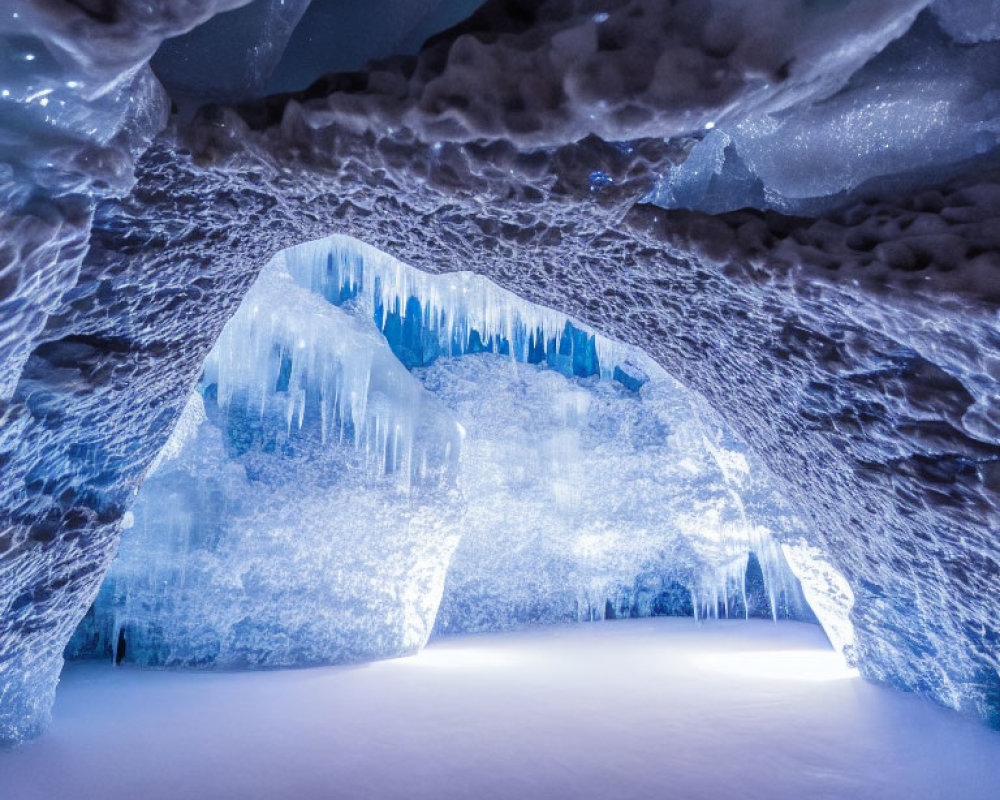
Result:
[203, 235, 635, 491]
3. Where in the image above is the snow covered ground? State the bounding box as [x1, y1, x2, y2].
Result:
[2, 619, 999, 800]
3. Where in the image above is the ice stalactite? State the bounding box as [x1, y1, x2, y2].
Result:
[283, 235, 632, 379]
[204, 253, 462, 489]
[686, 433, 814, 624]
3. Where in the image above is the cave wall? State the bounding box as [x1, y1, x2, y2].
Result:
[1, 0, 999, 741]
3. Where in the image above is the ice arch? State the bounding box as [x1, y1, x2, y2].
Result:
[67, 236, 851, 669]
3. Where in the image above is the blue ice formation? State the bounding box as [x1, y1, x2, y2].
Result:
[650, 10, 1000, 214]
[68, 236, 825, 668]
[68, 243, 464, 667]
[424, 354, 814, 633]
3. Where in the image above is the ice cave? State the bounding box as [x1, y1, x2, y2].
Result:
[1, 1, 1000, 798]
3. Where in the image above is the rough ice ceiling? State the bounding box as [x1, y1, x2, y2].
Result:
[0, 0, 998, 743]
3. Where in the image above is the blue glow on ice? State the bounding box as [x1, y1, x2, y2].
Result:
[68, 236, 847, 669]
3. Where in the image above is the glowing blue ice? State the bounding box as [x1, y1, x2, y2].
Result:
[69, 237, 841, 668]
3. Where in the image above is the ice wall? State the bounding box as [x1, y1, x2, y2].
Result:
[70, 236, 819, 668]
[70, 249, 463, 667]
[427, 354, 813, 634]
[0, 0, 256, 737]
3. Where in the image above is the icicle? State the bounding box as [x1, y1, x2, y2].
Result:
[741, 561, 749, 621]
[199, 246, 462, 491]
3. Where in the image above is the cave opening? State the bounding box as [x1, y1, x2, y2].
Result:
[63, 234, 844, 672]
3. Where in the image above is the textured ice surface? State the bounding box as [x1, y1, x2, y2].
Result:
[3, 0, 1000, 743]
[244, 0, 929, 147]
[0, 9, 243, 735]
[651, 11, 1000, 212]
[70, 236, 814, 667]
[426, 353, 812, 634]
[650, 129, 770, 214]
[0, 0, 246, 722]
[0, 0, 252, 397]
[931, 0, 1000, 43]
[781, 540, 857, 656]
[728, 13, 1000, 201]
[0, 49, 168, 399]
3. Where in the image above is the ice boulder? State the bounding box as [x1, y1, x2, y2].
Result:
[653, 12, 1000, 214]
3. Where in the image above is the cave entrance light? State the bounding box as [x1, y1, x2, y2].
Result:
[66, 235, 855, 671]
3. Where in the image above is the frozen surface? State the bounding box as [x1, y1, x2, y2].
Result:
[651, 11, 1000, 213]
[69, 236, 817, 668]
[7, 620, 1000, 800]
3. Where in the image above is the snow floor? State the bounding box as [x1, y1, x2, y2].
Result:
[2, 619, 999, 800]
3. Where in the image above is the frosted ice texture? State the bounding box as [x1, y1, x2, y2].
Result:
[931, 0, 1000, 43]
[731, 14, 1000, 200]
[70, 236, 819, 668]
[0, 46, 168, 398]
[427, 355, 813, 634]
[241, 0, 930, 147]
[0, 0, 251, 396]
[650, 129, 770, 215]
[652, 12, 1000, 212]
[781, 541, 857, 657]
